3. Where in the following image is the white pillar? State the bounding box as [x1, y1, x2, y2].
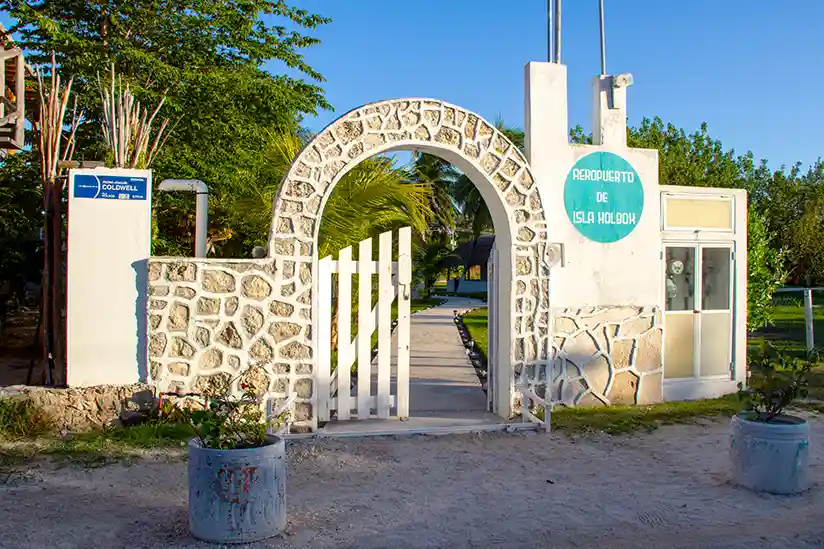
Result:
[591, 75, 629, 147]
[67, 168, 153, 386]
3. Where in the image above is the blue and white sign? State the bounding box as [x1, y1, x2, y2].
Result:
[73, 174, 148, 201]
[563, 152, 644, 243]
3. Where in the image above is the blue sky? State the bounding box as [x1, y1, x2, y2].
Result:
[3, 2, 820, 169]
[270, 0, 822, 171]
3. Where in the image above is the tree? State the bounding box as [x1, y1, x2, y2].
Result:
[0, 152, 42, 287]
[412, 152, 458, 247]
[747, 210, 788, 331]
[2, 0, 332, 256]
[755, 161, 824, 285]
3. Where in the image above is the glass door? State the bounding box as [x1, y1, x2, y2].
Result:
[663, 244, 733, 379]
[698, 246, 733, 376]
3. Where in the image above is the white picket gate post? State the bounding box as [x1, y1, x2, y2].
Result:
[396, 227, 412, 420]
[337, 246, 353, 420]
[487, 245, 497, 413]
[357, 237, 373, 418]
[377, 231, 393, 419]
[317, 256, 333, 423]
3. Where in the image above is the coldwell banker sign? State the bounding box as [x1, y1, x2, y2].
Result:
[563, 151, 644, 243]
[73, 174, 148, 201]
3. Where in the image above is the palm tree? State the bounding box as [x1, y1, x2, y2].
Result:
[412, 152, 459, 247]
[449, 119, 525, 280]
[225, 130, 435, 356]
[225, 130, 433, 258]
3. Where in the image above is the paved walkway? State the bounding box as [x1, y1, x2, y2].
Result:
[321, 296, 496, 435]
[405, 296, 488, 414]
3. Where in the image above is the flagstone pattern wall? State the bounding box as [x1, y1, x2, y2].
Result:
[148, 98, 552, 428]
[549, 306, 663, 406]
[146, 258, 315, 424]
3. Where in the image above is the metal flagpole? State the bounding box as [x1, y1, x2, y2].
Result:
[554, 0, 562, 63]
[598, 0, 607, 74]
[547, 0, 553, 62]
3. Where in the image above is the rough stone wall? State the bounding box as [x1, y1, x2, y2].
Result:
[148, 98, 551, 427]
[146, 258, 314, 425]
[549, 307, 663, 406]
[0, 383, 153, 433]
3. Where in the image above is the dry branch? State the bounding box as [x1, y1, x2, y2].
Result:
[98, 65, 170, 169]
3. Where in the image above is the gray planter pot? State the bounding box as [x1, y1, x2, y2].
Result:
[730, 412, 810, 494]
[188, 435, 286, 544]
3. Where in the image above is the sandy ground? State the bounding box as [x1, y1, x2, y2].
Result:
[2, 418, 824, 549]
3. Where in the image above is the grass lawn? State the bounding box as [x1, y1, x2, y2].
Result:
[749, 294, 824, 399]
[461, 307, 489, 358]
[460, 299, 824, 433]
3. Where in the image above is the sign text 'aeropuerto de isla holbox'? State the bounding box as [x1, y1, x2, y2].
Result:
[563, 151, 643, 243]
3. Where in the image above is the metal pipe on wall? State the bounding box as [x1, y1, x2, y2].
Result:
[599, 0, 607, 75]
[158, 179, 210, 258]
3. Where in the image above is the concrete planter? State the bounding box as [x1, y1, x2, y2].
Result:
[188, 435, 286, 544]
[730, 412, 810, 494]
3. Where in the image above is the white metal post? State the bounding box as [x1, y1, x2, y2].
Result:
[804, 288, 815, 351]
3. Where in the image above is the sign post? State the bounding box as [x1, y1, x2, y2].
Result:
[563, 151, 644, 243]
[66, 169, 153, 386]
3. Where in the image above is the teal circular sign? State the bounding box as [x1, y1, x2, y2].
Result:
[563, 151, 643, 243]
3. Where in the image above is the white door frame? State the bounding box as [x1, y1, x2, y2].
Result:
[662, 241, 735, 382]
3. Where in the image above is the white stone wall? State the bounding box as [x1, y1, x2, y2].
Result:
[550, 306, 663, 406]
[147, 258, 315, 425]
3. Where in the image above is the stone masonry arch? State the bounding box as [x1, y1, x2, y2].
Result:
[145, 99, 551, 430]
[268, 99, 551, 421]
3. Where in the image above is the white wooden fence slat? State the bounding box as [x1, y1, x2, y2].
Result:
[377, 230, 393, 419]
[357, 237, 373, 419]
[317, 256, 333, 422]
[342, 283, 398, 373]
[396, 227, 411, 419]
[336, 246, 353, 420]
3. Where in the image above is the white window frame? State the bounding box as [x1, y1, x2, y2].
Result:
[661, 192, 735, 234]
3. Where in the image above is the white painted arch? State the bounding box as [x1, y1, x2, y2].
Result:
[268, 98, 551, 419]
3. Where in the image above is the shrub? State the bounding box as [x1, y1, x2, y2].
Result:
[174, 371, 289, 450]
[738, 343, 814, 422]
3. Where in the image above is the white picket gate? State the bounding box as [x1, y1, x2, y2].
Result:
[316, 228, 411, 425]
[487, 245, 497, 414]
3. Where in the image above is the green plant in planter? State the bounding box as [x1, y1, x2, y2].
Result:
[738, 343, 815, 422]
[174, 372, 289, 450]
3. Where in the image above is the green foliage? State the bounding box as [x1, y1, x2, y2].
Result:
[415, 241, 460, 289]
[628, 118, 747, 189]
[461, 307, 489, 358]
[747, 210, 789, 330]
[739, 343, 814, 422]
[225, 131, 434, 258]
[758, 161, 824, 284]
[176, 378, 287, 450]
[0, 398, 53, 439]
[2, 0, 332, 257]
[0, 152, 43, 283]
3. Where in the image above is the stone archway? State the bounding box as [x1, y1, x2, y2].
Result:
[268, 99, 551, 422]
